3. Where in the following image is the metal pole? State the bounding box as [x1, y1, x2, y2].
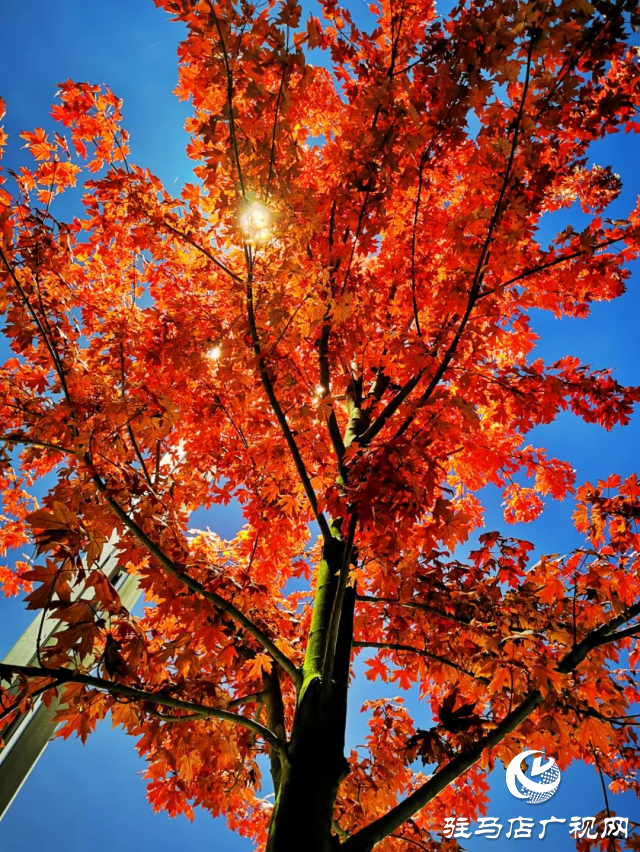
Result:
[0, 449, 184, 818]
[0, 544, 142, 819]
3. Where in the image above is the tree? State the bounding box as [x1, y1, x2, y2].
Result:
[0, 0, 640, 848]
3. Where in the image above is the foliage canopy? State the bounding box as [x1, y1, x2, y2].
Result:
[1, 0, 640, 849]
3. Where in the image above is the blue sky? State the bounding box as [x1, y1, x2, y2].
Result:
[0, 1, 639, 849]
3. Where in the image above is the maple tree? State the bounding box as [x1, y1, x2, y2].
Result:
[1, 0, 640, 849]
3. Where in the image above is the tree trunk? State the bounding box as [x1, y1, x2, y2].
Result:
[266, 531, 354, 852]
[266, 678, 348, 852]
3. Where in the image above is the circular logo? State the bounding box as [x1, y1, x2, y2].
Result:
[505, 750, 561, 805]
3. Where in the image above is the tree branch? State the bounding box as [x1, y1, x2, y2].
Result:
[0, 245, 302, 690]
[162, 220, 243, 283]
[244, 260, 331, 541]
[359, 34, 535, 450]
[358, 365, 430, 448]
[353, 641, 486, 683]
[409, 152, 427, 340]
[205, 0, 327, 540]
[356, 594, 471, 626]
[89, 472, 302, 689]
[0, 245, 73, 408]
[323, 515, 358, 689]
[0, 433, 73, 455]
[0, 662, 284, 751]
[314, 200, 346, 465]
[227, 691, 265, 710]
[597, 621, 640, 646]
[342, 599, 640, 852]
[206, 0, 246, 198]
[478, 235, 626, 299]
[204, 0, 324, 537]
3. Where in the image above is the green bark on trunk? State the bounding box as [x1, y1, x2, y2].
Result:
[266, 536, 353, 852]
[265, 679, 348, 852]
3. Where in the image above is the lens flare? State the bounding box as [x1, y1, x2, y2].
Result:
[240, 200, 273, 245]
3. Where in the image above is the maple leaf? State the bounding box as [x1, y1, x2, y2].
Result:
[110, 701, 140, 730]
[575, 716, 613, 751]
[244, 652, 273, 682]
[438, 692, 482, 733]
[20, 128, 55, 161]
[489, 668, 511, 694]
[537, 575, 567, 605]
[391, 667, 416, 691]
[364, 656, 389, 682]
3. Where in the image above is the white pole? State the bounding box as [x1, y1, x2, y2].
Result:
[0, 546, 142, 819]
[0, 449, 185, 818]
